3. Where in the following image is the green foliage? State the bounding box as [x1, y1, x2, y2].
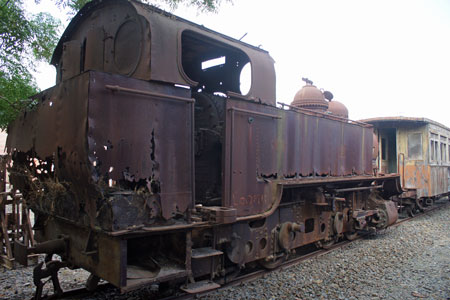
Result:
[55, 0, 227, 14]
[0, 0, 61, 130]
[158, 0, 227, 13]
[30, 12, 62, 61]
[52, 0, 90, 13]
[0, 72, 38, 130]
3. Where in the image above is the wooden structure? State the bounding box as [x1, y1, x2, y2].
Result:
[0, 155, 37, 269]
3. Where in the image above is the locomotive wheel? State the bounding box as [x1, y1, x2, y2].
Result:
[415, 198, 425, 212]
[376, 209, 389, 229]
[316, 239, 335, 250]
[406, 206, 415, 217]
[406, 205, 420, 217]
[344, 231, 358, 241]
[258, 255, 286, 269]
[424, 198, 434, 208]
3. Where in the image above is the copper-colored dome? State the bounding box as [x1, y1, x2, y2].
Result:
[328, 100, 349, 119]
[291, 84, 328, 112]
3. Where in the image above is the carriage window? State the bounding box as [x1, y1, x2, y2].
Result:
[408, 133, 422, 160]
[381, 138, 386, 160]
[440, 136, 447, 163]
[430, 140, 436, 161]
[435, 142, 439, 162]
[430, 133, 439, 163]
[181, 30, 251, 95]
[430, 141, 434, 161]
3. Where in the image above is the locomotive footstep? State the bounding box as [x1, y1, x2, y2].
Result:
[127, 265, 160, 279]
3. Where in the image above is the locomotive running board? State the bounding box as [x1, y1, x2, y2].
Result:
[180, 280, 221, 294]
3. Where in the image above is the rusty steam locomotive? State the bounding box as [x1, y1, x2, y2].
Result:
[6, 0, 402, 297]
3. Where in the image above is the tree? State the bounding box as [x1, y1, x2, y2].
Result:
[56, 0, 227, 14]
[0, 0, 61, 130]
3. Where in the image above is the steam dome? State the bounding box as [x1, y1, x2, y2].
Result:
[291, 81, 328, 112]
[328, 100, 349, 119]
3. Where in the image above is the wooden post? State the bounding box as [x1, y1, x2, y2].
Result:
[0, 155, 38, 269]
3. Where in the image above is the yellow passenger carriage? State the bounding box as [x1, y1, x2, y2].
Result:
[363, 117, 450, 215]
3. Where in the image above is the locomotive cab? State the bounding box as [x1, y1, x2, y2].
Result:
[47, 0, 277, 211]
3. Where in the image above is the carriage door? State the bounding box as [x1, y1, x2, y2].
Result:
[378, 128, 397, 174]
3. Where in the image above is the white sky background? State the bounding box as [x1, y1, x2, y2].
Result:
[26, 0, 450, 125]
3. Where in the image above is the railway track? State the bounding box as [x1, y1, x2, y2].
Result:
[39, 199, 449, 300]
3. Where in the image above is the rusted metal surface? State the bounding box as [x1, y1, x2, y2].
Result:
[14, 238, 67, 267]
[7, 71, 194, 230]
[278, 222, 304, 250]
[291, 81, 329, 112]
[328, 100, 349, 119]
[181, 280, 221, 294]
[7, 73, 94, 228]
[335, 185, 383, 192]
[224, 97, 373, 216]
[33, 260, 67, 300]
[402, 164, 448, 198]
[50, 0, 276, 105]
[383, 200, 398, 227]
[88, 72, 194, 222]
[198, 206, 237, 224]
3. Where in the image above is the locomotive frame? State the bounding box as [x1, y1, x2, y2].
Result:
[6, 0, 402, 296]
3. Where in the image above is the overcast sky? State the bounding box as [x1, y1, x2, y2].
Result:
[28, 0, 450, 125]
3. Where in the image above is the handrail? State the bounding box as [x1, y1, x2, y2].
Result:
[398, 153, 405, 188]
[228, 107, 281, 119]
[105, 85, 194, 103]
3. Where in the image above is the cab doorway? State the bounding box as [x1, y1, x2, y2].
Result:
[379, 128, 397, 174]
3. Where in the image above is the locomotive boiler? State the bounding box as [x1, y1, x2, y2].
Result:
[6, 0, 402, 296]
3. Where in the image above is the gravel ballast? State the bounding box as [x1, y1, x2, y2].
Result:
[1, 203, 449, 300]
